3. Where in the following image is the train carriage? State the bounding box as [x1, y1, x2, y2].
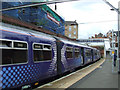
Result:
[0, 22, 101, 89]
[0, 23, 57, 89]
[57, 39, 83, 73]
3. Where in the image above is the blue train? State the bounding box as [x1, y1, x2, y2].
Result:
[0, 23, 101, 89]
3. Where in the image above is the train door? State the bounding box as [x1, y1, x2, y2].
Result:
[56, 39, 63, 75]
[91, 49, 94, 61]
[81, 47, 84, 65]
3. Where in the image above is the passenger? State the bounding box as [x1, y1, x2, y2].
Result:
[114, 53, 117, 67]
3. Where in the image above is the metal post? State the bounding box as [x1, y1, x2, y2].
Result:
[118, 6, 120, 73]
[102, 0, 120, 73]
[112, 29, 114, 49]
[112, 30, 114, 73]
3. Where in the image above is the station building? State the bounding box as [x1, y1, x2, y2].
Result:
[2, 2, 65, 35]
[65, 21, 78, 39]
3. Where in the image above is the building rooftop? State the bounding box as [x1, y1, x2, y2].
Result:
[65, 20, 78, 25]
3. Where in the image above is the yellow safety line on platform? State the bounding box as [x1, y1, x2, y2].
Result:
[36, 59, 105, 89]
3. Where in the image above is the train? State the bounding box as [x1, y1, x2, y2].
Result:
[0, 22, 101, 89]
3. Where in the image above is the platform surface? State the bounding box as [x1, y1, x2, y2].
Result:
[35, 55, 119, 90]
[68, 55, 119, 89]
[36, 58, 105, 89]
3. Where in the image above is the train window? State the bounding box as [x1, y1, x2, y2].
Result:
[14, 42, 27, 49]
[85, 49, 91, 57]
[44, 45, 51, 50]
[43, 45, 52, 60]
[43, 50, 52, 60]
[94, 51, 97, 55]
[75, 48, 80, 58]
[66, 47, 73, 59]
[33, 50, 43, 61]
[1, 40, 28, 65]
[0, 40, 12, 48]
[34, 44, 43, 50]
[33, 44, 52, 62]
[33, 43, 43, 61]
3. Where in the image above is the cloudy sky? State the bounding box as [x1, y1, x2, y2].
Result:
[49, 0, 119, 39]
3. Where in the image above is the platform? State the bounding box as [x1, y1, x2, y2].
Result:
[68, 55, 119, 89]
[35, 55, 119, 90]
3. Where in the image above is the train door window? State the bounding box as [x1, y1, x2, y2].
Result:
[95, 51, 97, 56]
[85, 49, 91, 57]
[81, 48, 84, 56]
[1, 40, 28, 65]
[66, 47, 73, 59]
[33, 43, 43, 62]
[43, 44, 52, 61]
[74, 48, 80, 58]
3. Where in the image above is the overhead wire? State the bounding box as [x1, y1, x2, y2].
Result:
[0, 0, 81, 12]
[79, 20, 118, 24]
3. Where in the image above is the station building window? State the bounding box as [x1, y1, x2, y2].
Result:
[69, 27, 71, 32]
[74, 31, 76, 35]
[33, 43, 52, 62]
[66, 46, 73, 59]
[74, 25, 76, 28]
[69, 34, 71, 38]
[0, 40, 28, 65]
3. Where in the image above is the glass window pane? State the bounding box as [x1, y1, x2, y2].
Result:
[1, 49, 27, 65]
[74, 25, 76, 28]
[12, 50, 27, 63]
[14, 42, 27, 48]
[74, 31, 76, 34]
[43, 51, 52, 60]
[33, 44, 52, 62]
[69, 27, 71, 32]
[85, 49, 91, 57]
[33, 50, 43, 61]
[34, 44, 43, 49]
[44, 45, 51, 50]
[0, 40, 12, 48]
[75, 48, 80, 58]
[75, 52, 80, 58]
[66, 47, 73, 59]
[66, 52, 73, 58]
[69, 34, 71, 37]
[66, 47, 73, 51]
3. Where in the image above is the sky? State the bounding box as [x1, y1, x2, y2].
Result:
[48, 0, 119, 39]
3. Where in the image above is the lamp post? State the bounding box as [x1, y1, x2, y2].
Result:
[118, 6, 120, 73]
[112, 8, 120, 73]
[103, 0, 120, 73]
